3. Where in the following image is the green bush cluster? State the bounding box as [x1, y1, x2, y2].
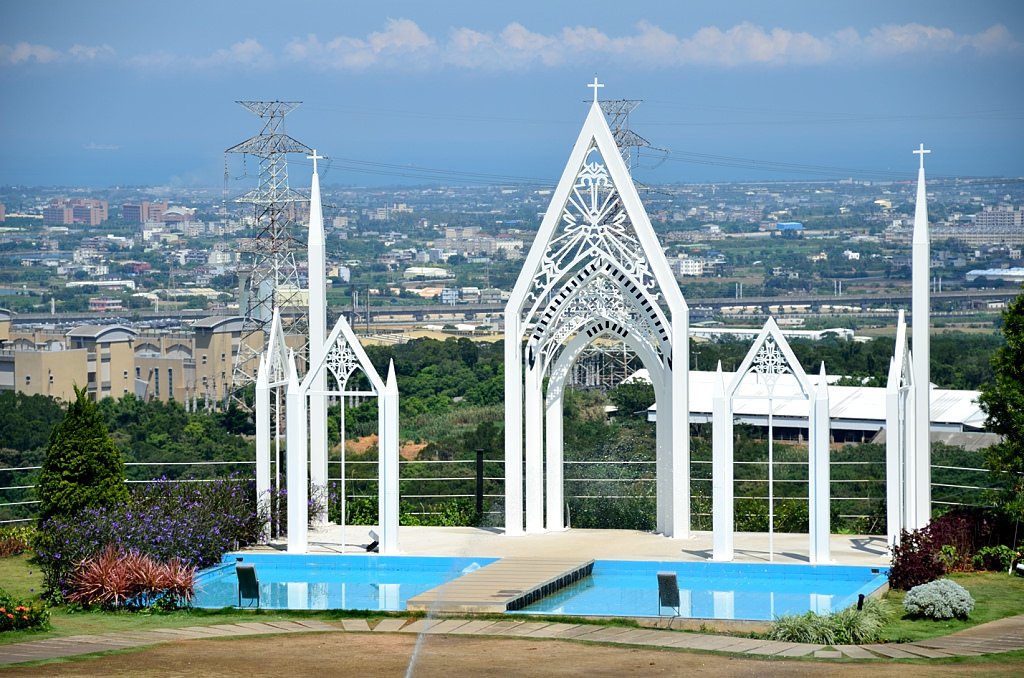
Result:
[0, 588, 48, 633]
[767, 598, 887, 645]
[902, 579, 975, 620]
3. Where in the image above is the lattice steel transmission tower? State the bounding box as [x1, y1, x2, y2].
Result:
[598, 99, 666, 172]
[226, 101, 313, 406]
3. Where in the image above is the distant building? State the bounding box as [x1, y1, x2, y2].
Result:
[121, 201, 168, 223]
[973, 207, 1023, 229]
[404, 266, 450, 281]
[43, 198, 108, 226]
[0, 202, 5, 222]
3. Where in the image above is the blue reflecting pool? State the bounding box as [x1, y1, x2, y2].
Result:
[514, 561, 888, 621]
[194, 553, 496, 611]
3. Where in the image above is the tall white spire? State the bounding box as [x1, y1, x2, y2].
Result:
[911, 143, 931, 529]
[307, 150, 329, 521]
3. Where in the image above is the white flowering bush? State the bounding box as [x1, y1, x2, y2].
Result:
[903, 579, 974, 620]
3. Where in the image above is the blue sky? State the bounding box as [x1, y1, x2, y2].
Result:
[1, 1, 1022, 187]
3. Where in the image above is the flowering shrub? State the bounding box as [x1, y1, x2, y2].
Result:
[34, 477, 261, 599]
[0, 526, 35, 557]
[0, 588, 48, 632]
[65, 545, 194, 610]
[903, 579, 974, 620]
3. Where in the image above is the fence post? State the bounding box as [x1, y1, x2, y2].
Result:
[475, 448, 485, 518]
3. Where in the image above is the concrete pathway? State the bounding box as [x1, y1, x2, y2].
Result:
[2, 615, 1023, 667]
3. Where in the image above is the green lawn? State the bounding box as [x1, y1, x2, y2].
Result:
[880, 572, 1024, 642]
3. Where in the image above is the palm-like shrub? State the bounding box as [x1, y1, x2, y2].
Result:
[65, 545, 195, 609]
[903, 579, 974, 620]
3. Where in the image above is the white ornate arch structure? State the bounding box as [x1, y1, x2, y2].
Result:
[279, 314, 399, 554]
[711, 317, 831, 564]
[504, 83, 690, 537]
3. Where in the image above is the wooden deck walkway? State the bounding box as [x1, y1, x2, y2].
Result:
[406, 557, 594, 614]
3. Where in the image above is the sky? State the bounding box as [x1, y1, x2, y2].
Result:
[1, 1, 1023, 188]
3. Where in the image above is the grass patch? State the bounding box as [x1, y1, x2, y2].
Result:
[880, 572, 1024, 643]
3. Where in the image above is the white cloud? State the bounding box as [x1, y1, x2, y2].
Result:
[195, 39, 272, 68]
[68, 44, 115, 62]
[286, 19, 1017, 72]
[285, 18, 435, 70]
[3, 20, 1018, 72]
[1, 42, 62, 65]
[83, 142, 120, 151]
[0, 41, 114, 65]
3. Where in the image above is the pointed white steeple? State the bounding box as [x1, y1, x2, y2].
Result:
[307, 150, 329, 517]
[911, 143, 931, 529]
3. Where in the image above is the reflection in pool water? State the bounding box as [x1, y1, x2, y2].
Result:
[194, 553, 496, 611]
[514, 560, 888, 621]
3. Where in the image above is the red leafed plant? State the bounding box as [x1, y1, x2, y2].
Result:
[65, 545, 195, 609]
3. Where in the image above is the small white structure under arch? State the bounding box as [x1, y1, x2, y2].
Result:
[711, 317, 831, 564]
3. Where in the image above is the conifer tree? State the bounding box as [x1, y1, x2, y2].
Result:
[38, 386, 129, 521]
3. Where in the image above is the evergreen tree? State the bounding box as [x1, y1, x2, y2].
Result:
[38, 386, 130, 521]
[978, 287, 1024, 518]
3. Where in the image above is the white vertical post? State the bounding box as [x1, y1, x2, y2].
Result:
[545, 393, 564, 531]
[884, 355, 902, 548]
[670, 309, 690, 537]
[307, 151, 328, 525]
[285, 351, 308, 553]
[255, 354, 271, 542]
[809, 363, 831, 564]
[655, 385, 670, 535]
[379, 360, 400, 554]
[524, 356, 544, 533]
[911, 143, 932, 529]
[504, 322, 524, 536]
[712, 362, 734, 561]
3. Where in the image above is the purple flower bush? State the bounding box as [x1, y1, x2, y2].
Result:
[34, 477, 263, 600]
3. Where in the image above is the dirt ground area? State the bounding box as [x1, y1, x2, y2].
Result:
[5, 633, 1023, 678]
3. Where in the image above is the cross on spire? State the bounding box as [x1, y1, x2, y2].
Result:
[308, 149, 324, 174]
[913, 143, 930, 170]
[587, 76, 604, 104]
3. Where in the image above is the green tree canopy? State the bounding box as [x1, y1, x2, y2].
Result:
[978, 286, 1024, 518]
[37, 386, 129, 521]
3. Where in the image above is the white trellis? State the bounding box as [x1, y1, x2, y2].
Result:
[283, 314, 399, 554]
[712, 317, 831, 564]
[504, 80, 690, 537]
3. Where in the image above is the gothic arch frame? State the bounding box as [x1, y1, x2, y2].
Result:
[504, 90, 690, 538]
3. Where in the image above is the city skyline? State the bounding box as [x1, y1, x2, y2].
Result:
[1, 1, 1023, 187]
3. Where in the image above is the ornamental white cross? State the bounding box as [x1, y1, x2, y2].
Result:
[588, 77, 604, 104]
[913, 143, 930, 170]
[308, 149, 324, 174]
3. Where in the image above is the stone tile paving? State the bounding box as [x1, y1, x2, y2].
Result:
[370, 618, 408, 632]
[2, 614, 1024, 667]
[340, 619, 372, 632]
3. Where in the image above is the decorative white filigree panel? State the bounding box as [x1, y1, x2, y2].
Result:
[525, 145, 657, 311]
[324, 341, 361, 391]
